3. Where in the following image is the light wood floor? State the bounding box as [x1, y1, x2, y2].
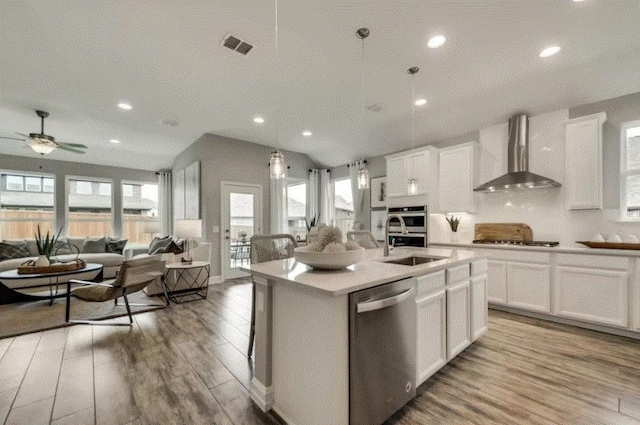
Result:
[1, 279, 639, 425]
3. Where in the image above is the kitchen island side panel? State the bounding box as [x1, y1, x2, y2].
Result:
[272, 282, 349, 425]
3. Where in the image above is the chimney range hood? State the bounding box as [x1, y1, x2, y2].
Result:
[474, 114, 561, 193]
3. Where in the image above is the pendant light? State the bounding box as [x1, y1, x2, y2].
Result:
[407, 66, 419, 195]
[355, 28, 370, 190]
[269, 0, 287, 179]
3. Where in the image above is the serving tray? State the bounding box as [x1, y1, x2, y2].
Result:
[17, 261, 84, 275]
[576, 241, 640, 250]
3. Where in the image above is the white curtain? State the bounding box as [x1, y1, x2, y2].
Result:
[349, 161, 366, 230]
[270, 178, 288, 234]
[319, 170, 335, 226]
[158, 171, 172, 236]
[308, 169, 320, 225]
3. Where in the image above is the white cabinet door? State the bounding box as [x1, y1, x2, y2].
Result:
[565, 113, 605, 210]
[386, 156, 407, 198]
[506, 263, 551, 313]
[487, 260, 507, 305]
[555, 266, 628, 327]
[446, 280, 471, 360]
[439, 145, 474, 213]
[416, 290, 446, 385]
[406, 151, 429, 195]
[470, 275, 488, 341]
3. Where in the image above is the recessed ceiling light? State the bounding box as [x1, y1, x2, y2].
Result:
[539, 46, 561, 58]
[572, 0, 586, 2]
[117, 103, 133, 110]
[253, 117, 265, 124]
[110, 139, 120, 144]
[427, 35, 446, 49]
[415, 99, 427, 106]
[302, 131, 312, 137]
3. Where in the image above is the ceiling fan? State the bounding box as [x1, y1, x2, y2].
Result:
[0, 110, 87, 155]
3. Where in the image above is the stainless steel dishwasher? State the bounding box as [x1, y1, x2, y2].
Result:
[349, 277, 416, 425]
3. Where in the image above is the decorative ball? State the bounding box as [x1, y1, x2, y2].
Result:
[318, 226, 343, 248]
[307, 242, 323, 252]
[344, 241, 361, 251]
[323, 242, 347, 253]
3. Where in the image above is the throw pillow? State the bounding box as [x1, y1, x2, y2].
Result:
[148, 235, 172, 255]
[166, 240, 184, 254]
[82, 237, 107, 253]
[0, 241, 32, 261]
[106, 238, 127, 254]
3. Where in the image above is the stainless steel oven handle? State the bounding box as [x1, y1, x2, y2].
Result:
[357, 287, 415, 313]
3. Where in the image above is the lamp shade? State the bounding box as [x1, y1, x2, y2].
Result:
[143, 220, 161, 234]
[175, 219, 202, 238]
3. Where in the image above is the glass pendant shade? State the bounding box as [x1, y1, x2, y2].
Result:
[29, 140, 56, 155]
[357, 163, 369, 189]
[408, 178, 418, 195]
[270, 151, 287, 179]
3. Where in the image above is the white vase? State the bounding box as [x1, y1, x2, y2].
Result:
[34, 255, 50, 267]
[450, 232, 461, 243]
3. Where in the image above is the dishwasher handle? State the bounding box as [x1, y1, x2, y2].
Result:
[357, 287, 415, 313]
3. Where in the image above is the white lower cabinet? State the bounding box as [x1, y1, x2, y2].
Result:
[470, 275, 488, 340]
[446, 280, 471, 360]
[506, 263, 551, 313]
[487, 260, 507, 305]
[555, 266, 628, 327]
[416, 290, 446, 385]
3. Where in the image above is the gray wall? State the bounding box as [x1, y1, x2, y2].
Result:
[569, 91, 640, 209]
[0, 154, 157, 237]
[173, 133, 316, 277]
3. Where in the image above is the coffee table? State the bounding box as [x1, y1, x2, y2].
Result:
[0, 263, 104, 305]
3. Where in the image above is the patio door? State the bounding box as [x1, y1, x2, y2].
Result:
[221, 182, 262, 280]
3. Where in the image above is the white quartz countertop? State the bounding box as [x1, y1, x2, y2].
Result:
[431, 242, 640, 257]
[240, 247, 485, 296]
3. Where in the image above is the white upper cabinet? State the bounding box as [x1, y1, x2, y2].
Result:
[438, 142, 481, 213]
[564, 112, 606, 210]
[385, 146, 439, 201]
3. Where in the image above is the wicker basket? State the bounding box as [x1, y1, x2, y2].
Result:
[17, 261, 85, 275]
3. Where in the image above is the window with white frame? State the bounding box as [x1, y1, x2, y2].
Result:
[333, 178, 354, 235]
[287, 181, 307, 240]
[621, 121, 640, 220]
[0, 172, 55, 240]
[122, 182, 159, 243]
[68, 178, 113, 237]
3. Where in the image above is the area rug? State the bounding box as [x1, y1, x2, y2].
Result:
[0, 291, 166, 338]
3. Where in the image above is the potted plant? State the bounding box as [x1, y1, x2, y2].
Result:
[446, 215, 461, 243]
[34, 225, 64, 267]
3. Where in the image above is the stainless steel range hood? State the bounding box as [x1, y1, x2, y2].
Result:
[474, 114, 561, 193]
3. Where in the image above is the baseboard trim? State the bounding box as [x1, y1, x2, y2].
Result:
[250, 378, 273, 411]
[209, 276, 224, 285]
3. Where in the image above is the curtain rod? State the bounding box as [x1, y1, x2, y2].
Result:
[346, 160, 367, 168]
[308, 169, 331, 172]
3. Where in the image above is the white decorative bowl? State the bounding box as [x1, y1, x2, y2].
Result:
[294, 247, 365, 270]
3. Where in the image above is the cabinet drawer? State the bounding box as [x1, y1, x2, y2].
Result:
[485, 250, 550, 264]
[557, 254, 628, 270]
[446, 264, 470, 285]
[471, 260, 488, 276]
[416, 271, 445, 298]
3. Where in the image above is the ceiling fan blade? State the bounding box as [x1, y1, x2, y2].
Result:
[0, 136, 26, 141]
[57, 142, 88, 149]
[15, 132, 30, 138]
[56, 145, 86, 154]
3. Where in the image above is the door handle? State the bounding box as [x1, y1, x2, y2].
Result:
[357, 287, 414, 313]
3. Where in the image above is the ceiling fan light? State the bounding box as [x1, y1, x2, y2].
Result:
[269, 151, 287, 179]
[29, 140, 56, 155]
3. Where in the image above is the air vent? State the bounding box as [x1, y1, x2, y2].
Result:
[222, 34, 254, 55]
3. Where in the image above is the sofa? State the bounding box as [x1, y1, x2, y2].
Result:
[134, 242, 212, 296]
[0, 238, 124, 291]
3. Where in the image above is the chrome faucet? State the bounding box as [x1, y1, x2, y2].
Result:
[384, 214, 408, 256]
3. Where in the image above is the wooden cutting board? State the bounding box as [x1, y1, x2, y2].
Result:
[474, 223, 533, 241]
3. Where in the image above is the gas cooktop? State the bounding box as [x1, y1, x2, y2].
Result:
[472, 240, 559, 247]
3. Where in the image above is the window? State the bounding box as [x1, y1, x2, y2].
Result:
[0, 172, 55, 240]
[287, 181, 307, 240]
[68, 178, 113, 237]
[621, 121, 640, 220]
[43, 178, 54, 193]
[123, 182, 159, 243]
[333, 178, 354, 235]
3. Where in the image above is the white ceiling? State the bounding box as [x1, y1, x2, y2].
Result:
[1, 0, 639, 170]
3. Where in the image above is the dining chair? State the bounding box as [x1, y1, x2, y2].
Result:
[347, 231, 380, 249]
[247, 234, 298, 357]
[65, 257, 167, 325]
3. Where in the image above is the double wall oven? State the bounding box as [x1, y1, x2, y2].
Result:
[387, 205, 428, 248]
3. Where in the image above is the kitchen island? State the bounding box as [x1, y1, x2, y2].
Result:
[241, 247, 488, 425]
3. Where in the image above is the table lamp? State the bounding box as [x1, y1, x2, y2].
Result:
[175, 219, 202, 264]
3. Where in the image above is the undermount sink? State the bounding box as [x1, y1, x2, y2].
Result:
[380, 255, 447, 266]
